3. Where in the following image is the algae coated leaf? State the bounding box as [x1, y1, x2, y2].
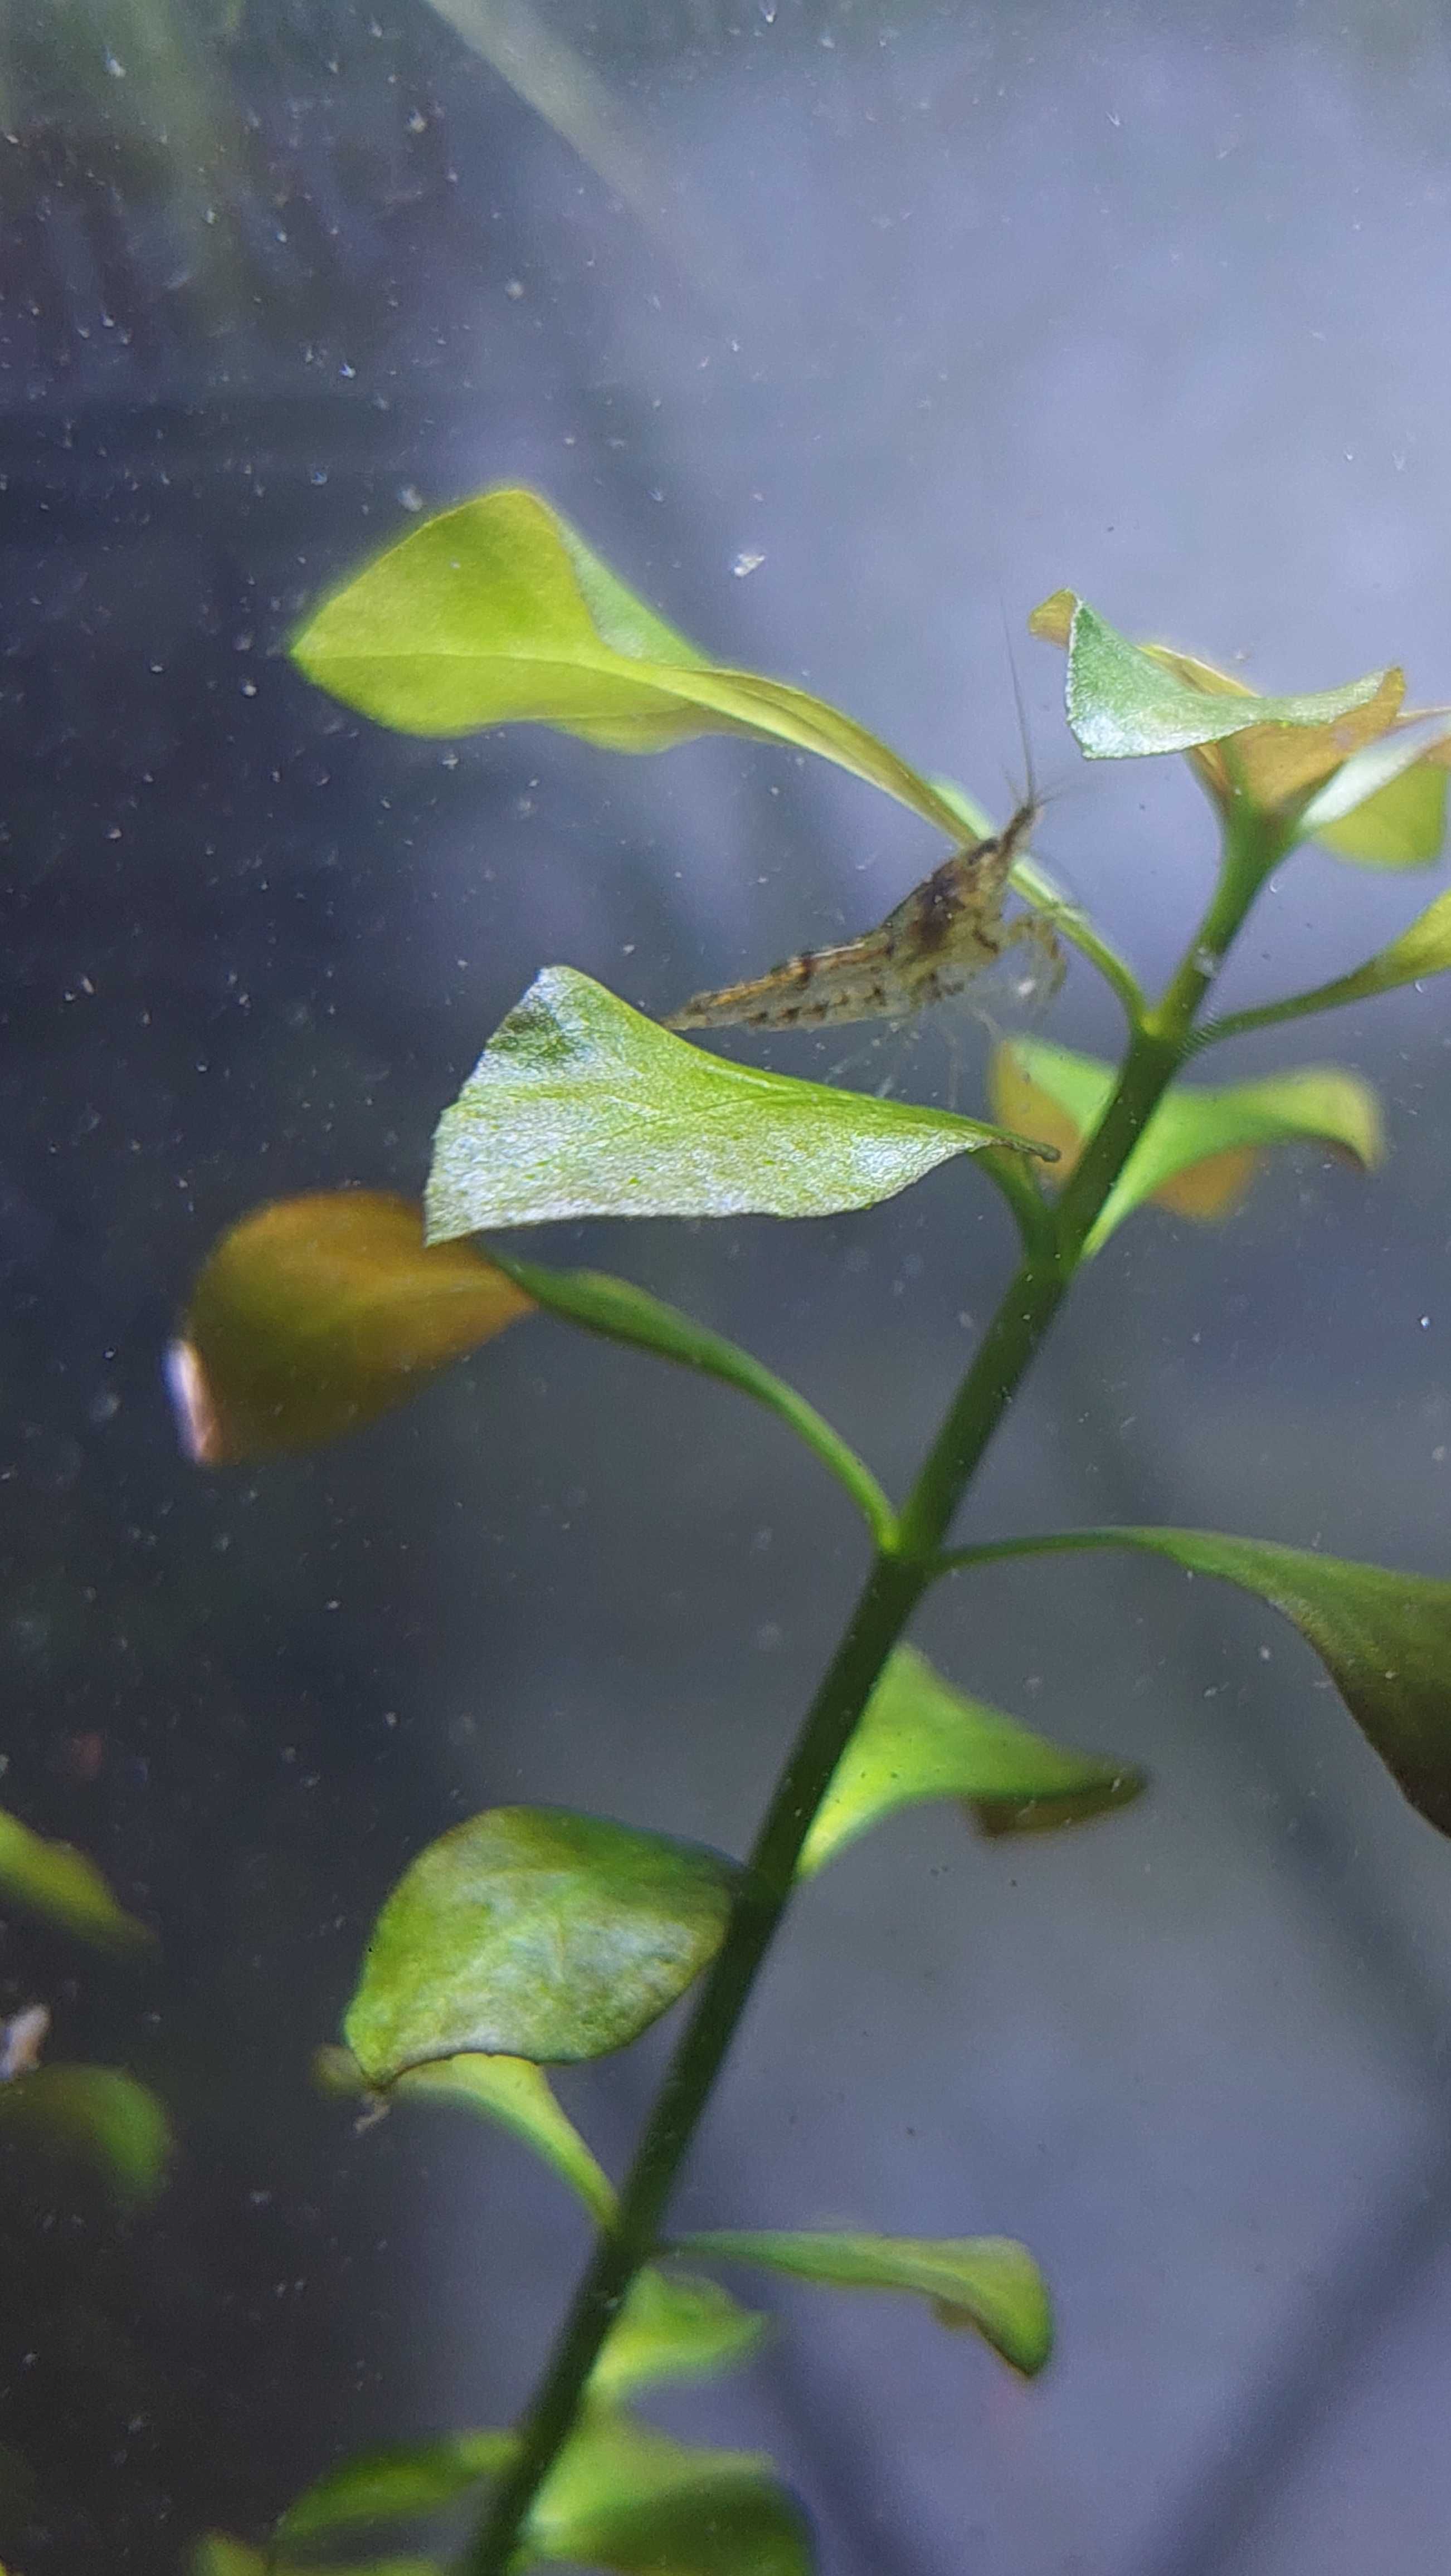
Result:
[291, 486, 963, 833]
[0, 1807, 151, 1952]
[678, 2229, 1052, 2376]
[991, 1039, 1382, 1250]
[1033, 594, 1397, 763]
[173, 1192, 532, 1462]
[0, 2065, 173, 2205]
[798, 1645, 1142, 1874]
[275, 2432, 513, 2544]
[389, 2053, 616, 2224]
[588, 2265, 767, 2399]
[344, 1808, 738, 2082]
[527, 2410, 813, 2575]
[426, 969, 1051, 1241]
[1085, 1530, 1451, 1838]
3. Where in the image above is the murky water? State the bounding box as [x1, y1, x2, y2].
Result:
[5, 3, 1451, 2568]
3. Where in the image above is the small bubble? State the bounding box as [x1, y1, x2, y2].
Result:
[504, 278, 525, 300]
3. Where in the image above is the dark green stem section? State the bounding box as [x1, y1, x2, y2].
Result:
[458, 817, 1275, 2576]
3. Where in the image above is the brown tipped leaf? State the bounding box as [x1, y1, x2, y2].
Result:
[173, 1192, 532, 1462]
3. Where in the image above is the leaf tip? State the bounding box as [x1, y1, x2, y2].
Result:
[1028, 590, 1077, 647]
[165, 1336, 223, 1466]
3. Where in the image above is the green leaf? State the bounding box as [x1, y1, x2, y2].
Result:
[0, 2065, 173, 2204]
[275, 2432, 513, 2545]
[1299, 716, 1451, 866]
[495, 1255, 896, 1546]
[389, 2052, 617, 2226]
[344, 1808, 738, 2083]
[525, 2411, 812, 2575]
[0, 1807, 151, 1952]
[1095, 1530, 1451, 1839]
[172, 1192, 533, 1463]
[426, 969, 1051, 1243]
[588, 2266, 767, 2400]
[201, 2545, 437, 2576]
[1202, 881, 1451, 1048]
[291, 486, 964, 835]
[992, 1038, 1382, 1252]
[944, 1528, 1451, 1841]
[1035, 592, 1398, 765]
[677, 2231, 1052, 2377]
[798, 1645, 1142, 1875]
[193, 2544, 267, 2576]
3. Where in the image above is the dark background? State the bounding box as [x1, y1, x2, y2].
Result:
[4, 1, 1451, 2568]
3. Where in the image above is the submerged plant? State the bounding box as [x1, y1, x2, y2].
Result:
[179, 490, 1451, 2574]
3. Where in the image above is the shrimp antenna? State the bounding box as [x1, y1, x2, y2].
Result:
[999, 597, 1038, 812]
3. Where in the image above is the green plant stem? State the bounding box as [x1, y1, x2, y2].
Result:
[457, 817, 1277, 2576]
[932, 1524, 1208, 1580]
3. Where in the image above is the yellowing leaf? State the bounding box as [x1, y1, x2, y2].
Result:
[1147, 1147, 1262, 1221]
[293, 486, 965, 837]
[172, 1192, 532, 1463]
[1030, 592, 1409, 825]
[990, 1039, 1382, 1250]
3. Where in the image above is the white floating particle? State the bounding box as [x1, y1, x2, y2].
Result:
[732, 549, 766, 578]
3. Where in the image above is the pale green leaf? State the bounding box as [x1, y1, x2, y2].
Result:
[798, 1645, 1142, 1874]
[275, 2432, 512, 2545]
[1205, 887, 1451, 1044]
[992, 1038, 1382, 1251]
[172, 1192, 532, 1463]
[678, 2229, 1051, 2375]
[344, 1808, 738, 2082]
[944, 1527, 1451, 1842]
[390, 2052, 617, 2225]
[192, 2544, 267, 2576]
[426, 969, 1050, 1242]
[525, 2411, 812, 2575]
[0, 1807, 151, 1953]
[1300, 716, 1451, 866]
[1043, 595, 1396, 763]
[0, 2065, 173, 2204]
[291, 487, 963, 835]
[1093, 1530, 1451, 1839]
[589, 2265, 766, 2399]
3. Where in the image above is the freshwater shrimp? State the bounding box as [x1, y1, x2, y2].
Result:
[665, 795, 1062, 1036]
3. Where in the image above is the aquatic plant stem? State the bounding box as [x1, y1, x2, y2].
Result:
[458, 821, 1275, 2576]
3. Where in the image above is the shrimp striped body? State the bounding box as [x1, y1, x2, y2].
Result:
[666, 798, 1058, 1035]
